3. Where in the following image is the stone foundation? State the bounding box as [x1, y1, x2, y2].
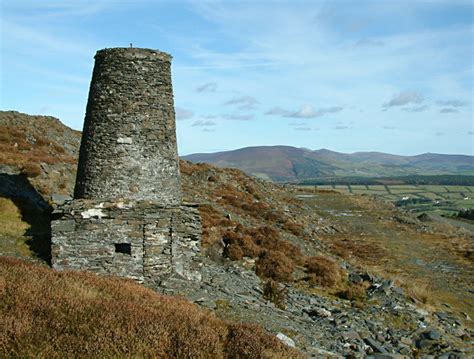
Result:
[51, 199, 202, 284]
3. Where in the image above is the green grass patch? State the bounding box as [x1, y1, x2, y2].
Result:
[367, 185, 388, 191]
[0, 198, 34, 258]
[389, 188, 421, 194]
[443, 193, 466, 200]
[419, 185, 448, 192]
[421, 192, 444, 200]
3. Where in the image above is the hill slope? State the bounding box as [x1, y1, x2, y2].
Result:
[1, 110, 473, 356]
[0, 257, 301, 358]
[184, 146, 474, 182]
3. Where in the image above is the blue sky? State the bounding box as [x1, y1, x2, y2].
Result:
[1, 0, 473, 155]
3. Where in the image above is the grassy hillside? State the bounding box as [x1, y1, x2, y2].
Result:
[1, 111, 473, 356]
[184, 145, 474, 182]
[0, 257, 302, 358]
[0, 111, 81, 197]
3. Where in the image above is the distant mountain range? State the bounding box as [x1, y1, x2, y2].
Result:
[183, 146, 474, 182]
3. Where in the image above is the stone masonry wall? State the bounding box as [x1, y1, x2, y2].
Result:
[52, 47, 202, 285]
[52, 200, 202, 284]
[74, 48, 181, 205]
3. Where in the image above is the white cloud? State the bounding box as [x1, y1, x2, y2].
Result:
[265, 107, 291, 116]
[383, 91, 424, 108]
[266, 105, 343, 119]
[224, 96, 259, 110]
[402, 105, 429, 112]
[223, 114, 254, 121]
[436, 99, 467, 107]
[191, 120, 216, 127]
[440, 108, 459, 114]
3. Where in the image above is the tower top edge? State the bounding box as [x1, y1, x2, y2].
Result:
[95, 47, 172, 61]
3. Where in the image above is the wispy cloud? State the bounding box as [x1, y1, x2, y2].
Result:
[402, 105, 429, 113]
[436, 99, 467, 107]
[224, 96, 259, 110]
[289, 121, 308, 127]
[196, 82, 217, 93]
[3, 20, 93, 56]
[175, 107, 194, 120]
[440, 108, 459, 114]
[265, 107, 291, 116]
[5, 1, 110, 19]
[191, 120, 217, 127]
[383, 91, 424, 108]
[223, 114, 254, 121]
[294, 127, 312, 131]
[334, 125, 349, 130]
[266, 105, 343, 119]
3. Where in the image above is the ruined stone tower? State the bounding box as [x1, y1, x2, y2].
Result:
[74, 48, 181, 204]
[51, 48, 202, 284]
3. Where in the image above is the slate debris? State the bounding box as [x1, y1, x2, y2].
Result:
[154, 256, 473, 357]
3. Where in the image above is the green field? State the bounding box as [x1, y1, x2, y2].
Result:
[299, 184, 474, 215]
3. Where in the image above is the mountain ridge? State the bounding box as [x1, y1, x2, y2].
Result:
[183, 145, 474, 182]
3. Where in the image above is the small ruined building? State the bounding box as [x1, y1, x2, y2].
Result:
[51, 48, 202, 284]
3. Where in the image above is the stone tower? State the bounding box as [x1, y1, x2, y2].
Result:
[51, 48, 202, 284]
[74, 48, 181, 205]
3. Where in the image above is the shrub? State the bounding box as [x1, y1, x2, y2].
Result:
[400, 279, 433, 304]
[247, 226, 302, 261]
[34, 135, 50, 147]
[179, 160, 212, 176]
[336, 283, 367, 301]
[263, 280, 287, 309]
[282, 220, 305, 237]
[200, 204, 224, 228]
[225, 323, 305, 359]
[208, 175, 218, 182]
[305, 255, 346, 288]
[331, 238, 387, 262]
[20, 163, 42, 178]
[245, 183, 255, 194]
[226, 244, 244, 261]
[223, 230, 260, 259]
[256, 250, 294, 282]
